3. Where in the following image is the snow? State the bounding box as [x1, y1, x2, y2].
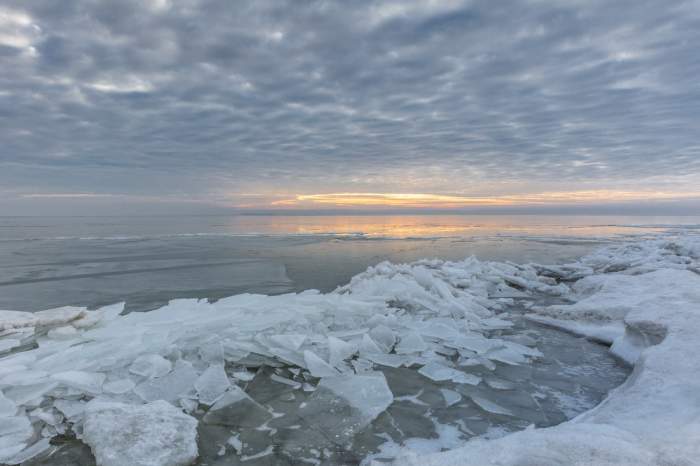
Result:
[82, 400, 198, 466]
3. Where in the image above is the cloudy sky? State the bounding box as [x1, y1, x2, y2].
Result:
[1, 0, 699, 214]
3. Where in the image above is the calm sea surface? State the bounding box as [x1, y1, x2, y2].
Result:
[0, 214, 697, 312]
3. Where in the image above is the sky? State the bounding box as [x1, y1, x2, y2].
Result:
[1, 0, 699, 215]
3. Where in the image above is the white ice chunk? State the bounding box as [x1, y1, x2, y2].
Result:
[484, 346, 527, 365]
[83, 400, 198, 466]
[299, 372, 393, 443]
[418, 362, 481, 385]
[51, 371, 106, 394]
[327, 336, 357, 366]
[203, 385, 272, 428]
[303, 350, 341, 378]
[321, 372, 393, 422]
[129, 354, 172, 378]
[194, 364, 231, 405]
[270, 374, 301, 389]
[231, 370, 255, 382]
[364, 353, 412, 368]
[369, 325, 396, 352]
[440, 389, 462, 407]
[359, 334, 383, 355]
[53, 399, 86, 420]
[395, 332, 428, 354]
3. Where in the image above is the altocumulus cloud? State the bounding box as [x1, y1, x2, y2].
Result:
[0, 0, 699, 211]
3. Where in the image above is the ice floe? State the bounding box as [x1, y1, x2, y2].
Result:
[82, 400, 198, 466]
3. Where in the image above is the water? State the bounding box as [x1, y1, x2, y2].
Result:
[4, 214, 694, 465]
[1, 214, 696, 312]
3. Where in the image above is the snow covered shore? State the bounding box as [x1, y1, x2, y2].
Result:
[0, 234, 698, 465]
[390, 239, 700, 466]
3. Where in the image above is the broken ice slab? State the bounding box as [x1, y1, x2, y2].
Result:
[395, 331, 428, 354]
[4, 382, 58, 406]
[418, 362, 481, 386]
[51, 370, 106, 394]
[195, 364, 231, 405]
[351, 358, 374, 374]
[270, 374, 302, 389]
[458, 353, 497, 371]
[267, 346, 306, 368]
[369, 325, 396, 353]
[440, 389, 462, 407]
[83, 400, 198, 466]
[327, 336, 357, 367]
[469, 394, 515, 416]
[484, 347, 528, 365]
[298, 372, 393, 445]
[485, 377, 516, 390]
[359, 334, 383, 355]
[129, 354, 172, 378]
[2, 438, 52, 465]
[202, 385, 272, 428]
[363, 353, 413, 368]
[303, 350, 340, 378]
[53, 399, 86, 420]
[134, 360, 197, 403]
[447, 334, 495, 354]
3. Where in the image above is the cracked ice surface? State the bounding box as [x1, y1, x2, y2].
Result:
[1, 234, 696, 464]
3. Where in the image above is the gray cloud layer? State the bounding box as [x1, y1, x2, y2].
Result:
[1, 0, 699, 210]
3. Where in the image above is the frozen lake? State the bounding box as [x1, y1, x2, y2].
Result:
[0, 214, 694, 312]
[1, 215, 698, 465]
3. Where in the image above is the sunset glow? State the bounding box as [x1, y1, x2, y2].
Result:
[268, 190, 700, 209]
